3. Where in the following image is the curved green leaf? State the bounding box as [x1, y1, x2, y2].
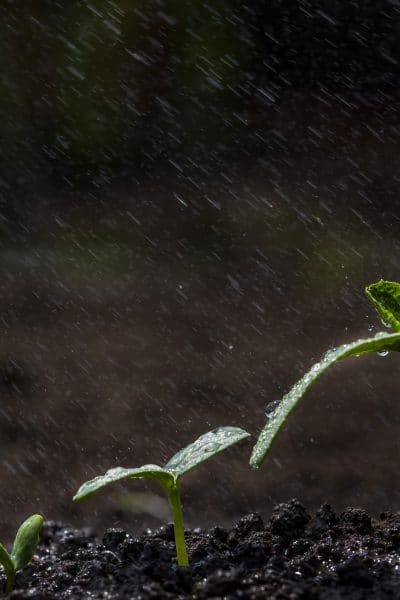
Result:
[165, 426, 251, 476]
[0, 543, 15, 593]
[74, 428, 251, 502]
[250, 331, 400, 468]
[73, 427, 251, 568]
[366, 280, 400, 332]
[11, 514, 44, 573]
[73, 465, 175, 501]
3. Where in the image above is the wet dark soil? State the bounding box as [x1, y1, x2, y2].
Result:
[5, 500, 400, 599]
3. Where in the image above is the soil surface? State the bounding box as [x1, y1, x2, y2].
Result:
[5, 500, 400, 599]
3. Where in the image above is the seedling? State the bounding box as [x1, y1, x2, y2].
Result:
[73, 426, 250, 566]
[251, 279, 400, 468]
[0, 514, 44, 593]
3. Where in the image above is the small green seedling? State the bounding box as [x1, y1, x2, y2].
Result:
[73, 426, 250, 566]
[0, 514, 44, 593]
[251, 279, 400, 468]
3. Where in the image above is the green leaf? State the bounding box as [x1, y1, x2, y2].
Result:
[73, 426, 251, 569]
[250, 331, 400, 469]
[73, 465, 175, 501]
[165, 426, 251, 476]
[11, 514, 44, 573]
[0, 543, 15, 593]
[73, 427, 251, 501]
[366, 280, 400, 332]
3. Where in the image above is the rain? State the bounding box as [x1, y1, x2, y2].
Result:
[1, 1, 400, 545]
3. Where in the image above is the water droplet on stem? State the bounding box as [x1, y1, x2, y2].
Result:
[265, 400, 280, 419]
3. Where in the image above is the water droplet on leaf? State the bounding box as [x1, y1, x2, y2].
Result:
[265, 400, 280, 419]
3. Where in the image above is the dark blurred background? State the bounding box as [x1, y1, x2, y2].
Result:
[1, 0, 400, 538]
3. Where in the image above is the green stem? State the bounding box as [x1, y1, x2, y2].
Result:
[167, 484, 189, 566]
[0, 544, 15, 593]
[5, 569, 15, 595]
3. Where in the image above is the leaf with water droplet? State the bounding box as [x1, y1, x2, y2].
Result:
[366, 280, 400, 332]
[265, 400, 280, 419]
[250, 331, 400, 469]
[73, 465, 175, 500]
[73, 426, 250, 567]
[74, 427, 251, 501]
[165, 426, 250, 475]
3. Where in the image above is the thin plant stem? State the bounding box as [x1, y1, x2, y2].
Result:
[167, 484, 189, 566]
[5, 569, 15, 594]
[0, 545, 15, 593]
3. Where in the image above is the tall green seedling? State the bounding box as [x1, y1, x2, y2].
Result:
[74, 426, 250, 566]
[251, 279, 400, 468]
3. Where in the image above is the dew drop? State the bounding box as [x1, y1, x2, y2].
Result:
[265, 400, 280, 419]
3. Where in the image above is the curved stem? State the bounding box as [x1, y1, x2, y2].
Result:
[167, 484, 189, 566]
[250, 331, 400, 468]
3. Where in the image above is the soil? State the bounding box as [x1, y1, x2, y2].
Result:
[5, 500, 400, 599]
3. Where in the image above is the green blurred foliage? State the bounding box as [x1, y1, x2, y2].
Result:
[170, 1, 250, 91]
[0, 1, 252, 171]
